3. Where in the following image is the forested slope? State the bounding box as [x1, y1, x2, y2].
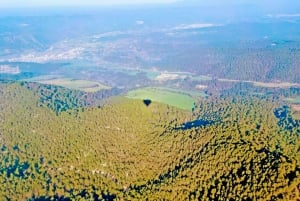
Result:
[170, 45, 300, 83]
[0, 82, 299, 200]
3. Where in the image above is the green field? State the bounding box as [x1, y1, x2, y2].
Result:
[125, 87, 196, 110]
[158, 87, 207, 97]
[25, 76, 111, 92]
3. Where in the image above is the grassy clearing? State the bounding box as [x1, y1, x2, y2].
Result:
[157, 87, 207, 97]
[125, 87, 196, 110]
[27, 77, 110, 92]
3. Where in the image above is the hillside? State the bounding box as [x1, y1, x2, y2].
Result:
[0, 82, 299, 200]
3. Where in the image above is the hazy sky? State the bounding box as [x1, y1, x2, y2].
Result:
[0, 0, 178, 7]
[1, 0, 297, 13]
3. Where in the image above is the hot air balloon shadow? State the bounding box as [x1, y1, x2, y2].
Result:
[143, 99, 152, 106]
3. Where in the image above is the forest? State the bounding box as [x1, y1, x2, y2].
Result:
[0, 81, 299, 200]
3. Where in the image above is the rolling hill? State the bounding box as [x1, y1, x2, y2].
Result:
[0, 81, 299, 200]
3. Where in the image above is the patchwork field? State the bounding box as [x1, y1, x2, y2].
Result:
[125, 87, 197, 110]
[25, 76, 111, 92]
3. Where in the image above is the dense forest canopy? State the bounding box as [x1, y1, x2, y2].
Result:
[0, 82, 299, 200]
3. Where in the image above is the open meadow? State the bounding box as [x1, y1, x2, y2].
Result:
[125, 87, 198, 110]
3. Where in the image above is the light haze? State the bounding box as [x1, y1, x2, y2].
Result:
[0, 0, 177, 8]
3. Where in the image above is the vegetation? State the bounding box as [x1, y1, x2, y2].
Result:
[28, 77, 111, 92]
[126, 87, 197, 111]
[0, 81, 299, 200]
[283, 96, 300, 119]
[169, 45, 300, 83]
[22, 81, 121, 114]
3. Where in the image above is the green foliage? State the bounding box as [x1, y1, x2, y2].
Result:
[275, 105, 300, 133]
[126, 87, 196, 111]
[0, 82, 299, 200]
[22, 82, 121, 114]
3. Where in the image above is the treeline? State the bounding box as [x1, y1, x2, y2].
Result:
[22, 82, 122, 114]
